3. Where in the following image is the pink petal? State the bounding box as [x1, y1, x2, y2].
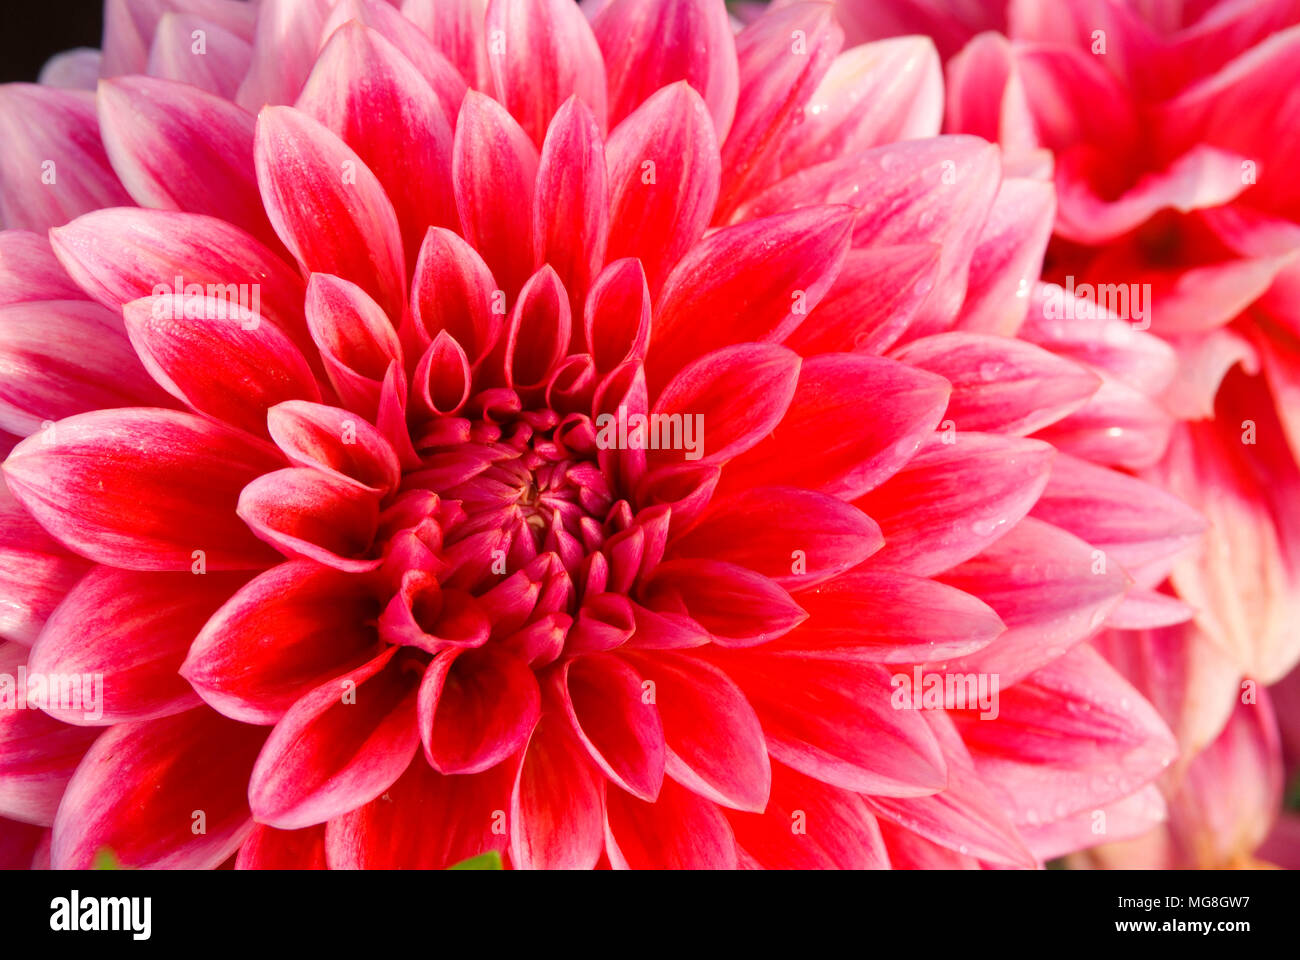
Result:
[29, 567, 249, 725]
[957, 177, 1055, 336]
[715, 2, 842, 219]
[2, 408, 284, 570]
[248, 646, 421, 829]
[605, 777, 736, 869]
[854, 433, 1055, 576]
[98, 76, 281, 254]
[236, 0, 334, 111]
[718, 353, 950, 501]
[305, 273, 403, 419]
[48, 207, 310, 354]
[594, 0, 738, 140]
[147, 14, 252, 101]
[867, 711, 1037, 867]
[0, 300, 169, 436]
[937, 518, 1131, 685]
[0, 85, 130, 233]
[1030, 453, 1205, 579]
[401, 0, 492, 91]
[781, 37, 943, 174]
[739, 136, 1003, 337]
[605, 81, 720, 296]
[296, 21, 458, 271]
[647, 206, 854, 392]
[956, 645, 1177, 830]
[452, 90, 540, 301]
[183, 560, 383, 724]
[485, 0, 607, 147]
[255, 105, 407, 319]
[891, 332, 1100, 436]
[0, 486, 90, 646]
[51, 707, 266, 868]
[419, 645, 539, 774]
[0, 230, 87, 305]
[0, 644, 99, 824]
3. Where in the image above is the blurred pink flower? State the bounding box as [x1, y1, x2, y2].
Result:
[0, 0, 1203, 869]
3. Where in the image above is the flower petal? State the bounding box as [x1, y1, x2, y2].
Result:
[2, 408, 284, 570]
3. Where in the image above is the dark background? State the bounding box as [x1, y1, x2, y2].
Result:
[1, 0, 106, 83]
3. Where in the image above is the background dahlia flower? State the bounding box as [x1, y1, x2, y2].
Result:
[829, 0, 1300, 868]
[0, 0, 1207, 870]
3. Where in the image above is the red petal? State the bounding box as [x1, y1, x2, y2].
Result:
[621, 649, 770, 813]
[719, 353, 950, 500]
[670, 486, 883, 589]
[297, 21, 458, 271]
[255, 105, 406, 319]
[183, 560, 383, 724]
[419, 645, 539, 774]
[605, 777, 736, 869]
[643, 558, 807, 647]
[648, 206, 854, 392]
[535, 96, 608, 319]
[237, 467, 381, 572]
[558, 653, 665, 801]
[453, 91, 540, 301]
[30, 567, 248, 725]
[648, 342, 801, 466]
[605, 81, 720, 296]
[729, 762, 889, 869]
[595, 0, 738, 140]
[763, 570, 1004, 664]
[325, 753, 515, 868]
[248, 646, 421, 829]
[51, 707, 267, 868]
[485, 0, 606, 147]
[510, 709, 605, 869]
[704, 649, 947, 796]
[2, 408, 284, 570]
[124, 294, 320, 438]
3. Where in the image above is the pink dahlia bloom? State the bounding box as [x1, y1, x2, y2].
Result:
[0, 0, 1202, 870]
[837, 0, 1300, 870]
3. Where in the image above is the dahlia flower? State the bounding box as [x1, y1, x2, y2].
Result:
[0, 0, 1203, 870]
[828, 0, 1300, 869]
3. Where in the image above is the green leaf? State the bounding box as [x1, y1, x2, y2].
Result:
[92, 848, 122, 870]
[448, 851, 503, 871]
